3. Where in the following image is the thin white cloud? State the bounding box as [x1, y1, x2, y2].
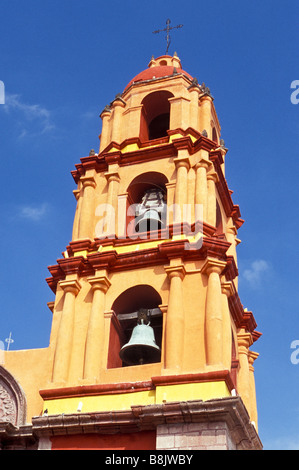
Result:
[243, 259, 270, 287]
[18, 203, 49, 222]
[263, 436, 299, 450]
[81, 110, 96, 120]
[3, 93, 54, 137]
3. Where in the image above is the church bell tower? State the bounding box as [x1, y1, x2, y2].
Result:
[34, 53, 262, 450]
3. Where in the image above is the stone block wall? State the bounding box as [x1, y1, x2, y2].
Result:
[156, 422, 237, 451]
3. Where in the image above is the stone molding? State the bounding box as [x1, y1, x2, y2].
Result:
[31, 397, 262, 450]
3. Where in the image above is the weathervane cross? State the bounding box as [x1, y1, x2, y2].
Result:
[5, 332, 14, 351]
[153, 19, 183, 55]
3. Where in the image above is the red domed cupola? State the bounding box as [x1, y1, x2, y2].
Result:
[124, 54, 193, 93]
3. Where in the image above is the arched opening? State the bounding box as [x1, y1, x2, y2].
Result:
[126, 172, 168, 237]
[108, 285, 163, 368]
[140, 90, 174, 141]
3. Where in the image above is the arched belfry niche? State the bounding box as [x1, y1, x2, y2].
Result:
[126, 171, 168, 237]
[107, 285, 163, 368]
[140, 90, 174, 141]
[0, 366, 27, 426]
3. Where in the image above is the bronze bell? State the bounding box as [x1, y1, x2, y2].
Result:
[119, 316, 161, 366]
[135, 188, 165, 233]
[135, 209, 162, 233]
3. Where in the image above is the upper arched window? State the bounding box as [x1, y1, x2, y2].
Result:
[140, 90, 174, 141]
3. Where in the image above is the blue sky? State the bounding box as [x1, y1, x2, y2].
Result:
[0, 0, 298, 450]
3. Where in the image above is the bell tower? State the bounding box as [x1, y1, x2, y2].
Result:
[38, 54, 262, 450]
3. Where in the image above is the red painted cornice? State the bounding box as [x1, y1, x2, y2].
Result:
[46, 238, 259, 337]
[47, 235, 230, 293]
[224, 255, 239, 281]
[40, 380, 154, 400]
[227, 287, 261, 337]
[57, 256, 86, 276]
[39, 370, 234, 401]
[87, 250, 118, 271]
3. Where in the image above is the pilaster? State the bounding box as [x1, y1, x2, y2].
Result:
[207, 171, 219, 227]
[77, 175, 96, 240]
[173, 155, 190, 224]
[237, 332, 253, 417]
[202, 258, 226, 367]
[199, 94, 214, 139]
[221, 281, 234, 370]
[99, 107, 112, 152]
[164, 262, 186, 371]
[52, 278, 81, 384]
[102, 165, 120, 238]
[110, 97, 126, 144]
[83, 272, 111, 381]
[248, 350, 259, 428]
[195, 155, 212, 222]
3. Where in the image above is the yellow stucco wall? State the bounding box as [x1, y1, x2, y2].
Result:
[44, 381, 231, 415]
[4, 347, 53, 421]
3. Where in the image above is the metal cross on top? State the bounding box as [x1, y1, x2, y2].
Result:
[5, 332, 14, 351]
[153, 19, 183, 55]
